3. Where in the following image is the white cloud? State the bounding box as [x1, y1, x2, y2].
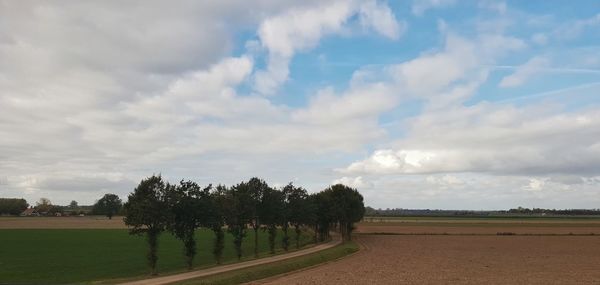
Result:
[499, 56, 550, 88]
[0, 1, 399, 204]
[550, 175, 584, 185]
[554, 13, 600, 40]
[426, 174, 465, 188]
[359, 1, 405, 40]
[478, 0, 507, 14]
[360, 173, 600, 209]
[342, 106, 600, 177]
[531, 33, 548, 45]
[523, 178, 545, 192]
[292, 83, 397, 125]
[411, 0, 456, 16]
[254, 0, 403, 95]
[339, 31, 593, 182]
[332, 176, 372, 189]
[387, 33, 524, 99]
[2, 1, 599, 210]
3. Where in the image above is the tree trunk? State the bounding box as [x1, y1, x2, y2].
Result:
[268, 225, 277, 254]
[253, 226, 259, 258]
[212, 226, 224, 264]
[282, 224, 289, 251]
[184, 233, 196, 270]
[346, 222, 353, 241]
[294, 224, 301, 249]
[231, 225, 244, 260]
[147, 230, 159, 275]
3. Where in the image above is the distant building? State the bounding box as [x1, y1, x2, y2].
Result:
[20, 208, 39, 216]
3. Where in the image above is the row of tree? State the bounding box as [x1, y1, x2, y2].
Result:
[0, 196, 121, 217]
[0, 198, 28, 215]
[508, 207, 600, 215]
[124, 175, 365, 275]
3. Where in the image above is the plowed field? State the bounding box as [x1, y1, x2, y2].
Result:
[255, 234, 600, 284]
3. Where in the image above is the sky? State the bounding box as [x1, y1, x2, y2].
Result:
[1, 0, 600, 209]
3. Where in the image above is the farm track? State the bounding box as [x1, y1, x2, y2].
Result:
[118, 235, 341, 285]
[255, 234, 600, 284]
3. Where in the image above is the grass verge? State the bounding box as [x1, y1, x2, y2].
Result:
[175, 241, 359, 285]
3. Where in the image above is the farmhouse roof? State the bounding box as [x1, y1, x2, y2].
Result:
[20, 208, 37, 215]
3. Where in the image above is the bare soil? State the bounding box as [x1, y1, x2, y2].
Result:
[355, 221, 600, 235]
[255, 234, 600, 284]
[0, 216, 127, 229]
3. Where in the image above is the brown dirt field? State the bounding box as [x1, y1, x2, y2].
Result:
[254, 235, 600, 284]
[356, 222, 600, 235]
[0, 216, 127, 229]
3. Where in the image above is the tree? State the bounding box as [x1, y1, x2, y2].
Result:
[223, 181, 254, 260]
[208, 185, 227, 264]
[93, 194, 123, 219]
[312, 191, 334, 242]
[326, 184, 365, 241]
[124, 175, 169, 275]
[165, 180, 211, 270]
[259, 187, 284, 254]
[35, 198, 53, 214]
[69, 200, 78, 209]
[247, 177, 270, 258]
[283, 184, 312, 249]
[0, 198, 28, 215]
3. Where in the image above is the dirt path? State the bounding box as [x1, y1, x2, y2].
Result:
[253, 234, 600, 284]
[118, 236, 341, 285]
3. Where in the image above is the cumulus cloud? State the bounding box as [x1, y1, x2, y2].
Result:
[2, 1, 599, 209]
[360, 173, 600, 209]
[386, 32, 525, 100]
[342, 106, 600, 177]
[292, 83, 397, 125]
[359, 1, 406, 40]
[254, 0, 402, 95]
[336, 28, 599, 183]
[0, 1, 400, 204]
[332, 176, 373, 189]
[499, 56, 550, 87]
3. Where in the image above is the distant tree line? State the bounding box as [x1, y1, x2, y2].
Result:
[507, 207, 600, 216]
[0, 198, 28, 215]
[365, 206, 600, 217]
[0, 196, 118, 217]
[123, 175, 365, 275]
[364, 207, 501, 217]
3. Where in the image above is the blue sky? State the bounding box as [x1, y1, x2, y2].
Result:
[1, 0, 599, 209]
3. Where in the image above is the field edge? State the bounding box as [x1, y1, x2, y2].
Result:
[173, 241, 359, 285]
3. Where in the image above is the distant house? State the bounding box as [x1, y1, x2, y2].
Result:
[20, 208, 39, 216]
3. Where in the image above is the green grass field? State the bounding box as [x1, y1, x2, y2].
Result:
[0, 229, 312, 284]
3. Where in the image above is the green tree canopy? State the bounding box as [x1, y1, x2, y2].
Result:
[124, 175, 169, 275]
[93, 194, 122, 219]
[0, 198, 28, 215]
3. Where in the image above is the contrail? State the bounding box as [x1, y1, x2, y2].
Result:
[496, 81, 600, 103]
